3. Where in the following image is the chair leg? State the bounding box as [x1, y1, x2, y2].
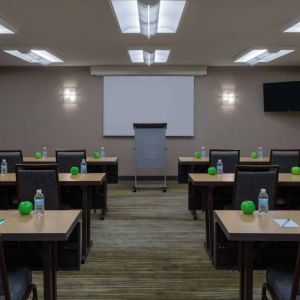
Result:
[261, 283, 267, 300]
[32, 284, 38, 300]
[22, 284, 38, 300]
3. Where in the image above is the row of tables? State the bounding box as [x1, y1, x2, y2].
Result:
[178, 156, 269, 183]
[183, 156, 300, 300]
[0, 156, 118, 300]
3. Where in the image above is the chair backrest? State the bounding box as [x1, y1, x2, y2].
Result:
[0, 150, 23, 173]
[55, 150, 86, 173]
[233, 165, 279, 210]
[0, 236, 10, 299]
[270, 149, 300, 173]
[209, 149, 240, 173]
[15, 164, 61, 210]
[291, 242, 300, 299]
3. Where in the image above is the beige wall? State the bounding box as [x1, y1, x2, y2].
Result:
[1, 66, 300, 175]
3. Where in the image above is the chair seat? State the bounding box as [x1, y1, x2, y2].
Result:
[267, 265, 300, 300]
[0, 265, 32, 299]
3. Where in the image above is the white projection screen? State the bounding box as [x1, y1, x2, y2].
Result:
[103, 76, 194, 136]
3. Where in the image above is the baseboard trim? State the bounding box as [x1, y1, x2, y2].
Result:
[119, 176, 178, 181]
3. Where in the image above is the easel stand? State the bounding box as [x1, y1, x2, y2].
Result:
[133, 123, 167, 192]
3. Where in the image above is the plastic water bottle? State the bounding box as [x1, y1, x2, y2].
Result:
[81, 159, 87, 174]
[34, 189, 45, 216]
[216, 159, 223, 174]
[1, 159, 7, 174]
[201, 146, 206, 158]
[258, 188, 269, 216]
[100, 147, 105, 157]
[258, 147, 263, 159]
[42, 146, 48, 158]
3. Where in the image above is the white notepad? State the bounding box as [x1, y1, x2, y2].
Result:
[274, 218, 299, 228]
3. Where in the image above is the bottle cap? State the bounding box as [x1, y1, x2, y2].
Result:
[261, 188, 266, 193]
[2, 159, 6, 162]
[218, 159, 221, 162]
[37, 189, 42, 193]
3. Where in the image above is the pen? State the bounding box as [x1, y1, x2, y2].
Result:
[282, 218, 290, 228]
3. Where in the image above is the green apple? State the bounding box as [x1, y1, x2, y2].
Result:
[291, 166, 300, 175]
[208, 167, 217, 175]
[250, 152, 258, 159]
[18, 201, 33, 215]
[34, 151, 42, 159]
[93, 151, 101, 159]
[241, 200, 255, 215]
[70, 166, 79, 175]
[194, 151, 201, 159]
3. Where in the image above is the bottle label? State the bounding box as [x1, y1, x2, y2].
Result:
[35, 199, 44, 209]
[259, 198, 268, 210]
[81, 166, 87, 174]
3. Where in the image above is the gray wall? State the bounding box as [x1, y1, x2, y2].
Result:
[1, 66, 300, 175]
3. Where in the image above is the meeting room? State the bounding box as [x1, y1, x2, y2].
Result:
[1, 0, 300, 299]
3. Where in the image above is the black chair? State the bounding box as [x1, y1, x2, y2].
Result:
[0, 235, 37, 300]
[270, 150, 300, 173]
[214, 165, 280, 269]
[209, 149, 240, 173]
[0, 151, 23, 209]
[55, 150, 86, 173]
[209, 150, 240, 209]
[15, 164, 61, 209]
[55, 150, 86, 209]
[270, 150, 300, 209]
[0, 150, 23, 173]
[232, 165, 279, 209]
[262, 242, 300, 300]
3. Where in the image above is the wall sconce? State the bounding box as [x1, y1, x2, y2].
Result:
[222, 90, 236, 106]
[63, 87, 77, 104]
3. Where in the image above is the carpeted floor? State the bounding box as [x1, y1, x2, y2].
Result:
[33, 181, 265, 299]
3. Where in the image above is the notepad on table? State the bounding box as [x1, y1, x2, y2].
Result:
[274, 218, 299, 228]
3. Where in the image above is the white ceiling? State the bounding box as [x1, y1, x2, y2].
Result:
[0, 0, 300, 66]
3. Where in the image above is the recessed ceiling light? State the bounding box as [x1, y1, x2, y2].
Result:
[0, 17, 16, 34]
[110, 0, 186, 38]
[284, 21, 300, 33]
[3, 49, 64, 65]
[234, 49, 294, 65]
[128, 49, 170, 65]
[30, 50, 64, 63]
[234, 49, 268, 63]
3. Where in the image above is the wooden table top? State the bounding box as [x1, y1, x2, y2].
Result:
[178, 156, 270, 164]
[0, 210, 81, 241]
[178, 157, 209, 164]
[23, 157, 118, 164]
[0, 173, 106, 185]
[189, 173, 300, 186]
[214, 210, 300, 242]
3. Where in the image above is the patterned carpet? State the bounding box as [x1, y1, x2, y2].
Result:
[33, 181, 265, 299]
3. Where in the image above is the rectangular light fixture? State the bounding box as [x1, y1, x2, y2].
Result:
[110, 0, 186, 38]
[234, 49, 268, 63]
[234, 49, 294, 65]
[222, 90, 236, 106]
[3, 49, 64, 65]
[63, 87, 77, 104]
[128, 49, 170, 65]
[284, 21, 300, 33]
[0, 17, 16, 34]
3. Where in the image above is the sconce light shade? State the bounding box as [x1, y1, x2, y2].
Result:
[63, 87, 77, 104]
[222, 90, 236, 105]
